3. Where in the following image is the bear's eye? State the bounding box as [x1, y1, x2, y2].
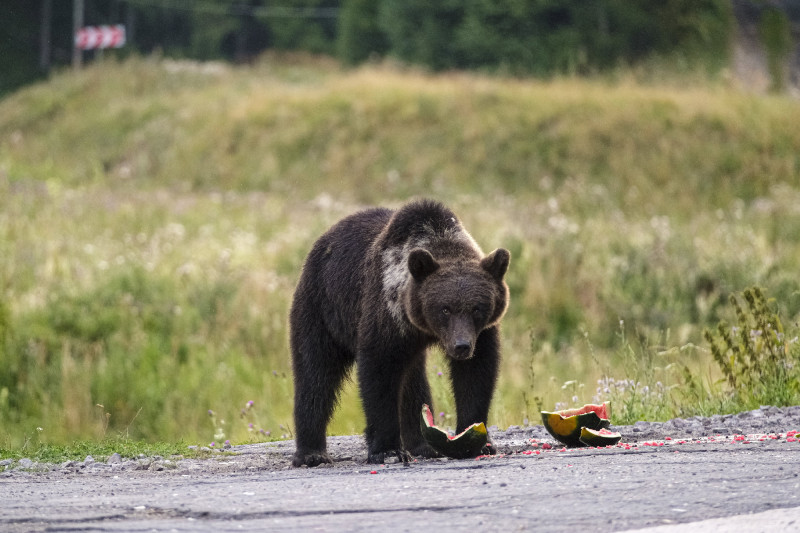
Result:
[441, 307, 451, 316]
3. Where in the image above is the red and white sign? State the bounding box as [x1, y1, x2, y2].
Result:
[75, 25, 126, 50]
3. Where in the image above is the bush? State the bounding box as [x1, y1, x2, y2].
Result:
[704, 287, 800, 407]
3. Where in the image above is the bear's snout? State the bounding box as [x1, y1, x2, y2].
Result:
[445, 314, 476, 360]
[453, 340, 473, 359]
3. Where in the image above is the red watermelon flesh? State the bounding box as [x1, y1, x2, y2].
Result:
[555, 402, 610, 420]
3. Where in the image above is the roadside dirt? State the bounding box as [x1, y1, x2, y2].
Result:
[5, 405, 797, 477]
[3, 406, 800, 533]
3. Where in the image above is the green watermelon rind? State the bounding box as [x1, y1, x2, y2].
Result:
[579, 427, 623, 447]
[541, 403, 612, 447]
[420, 404, 488, 459]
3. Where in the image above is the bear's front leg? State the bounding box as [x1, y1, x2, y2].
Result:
[448, 326, 501, 456]
[398, 354, 440, 459]
[357, 345, 411, 464]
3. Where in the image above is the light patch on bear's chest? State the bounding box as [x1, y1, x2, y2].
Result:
[381, 241, 423, 327]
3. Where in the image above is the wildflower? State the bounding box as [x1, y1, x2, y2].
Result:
[247, 400, 254, 408]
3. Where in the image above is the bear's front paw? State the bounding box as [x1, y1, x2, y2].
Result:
[481, 439, 496, 456]
[292, 450, 333, 467]
[367, 448, 412, 464]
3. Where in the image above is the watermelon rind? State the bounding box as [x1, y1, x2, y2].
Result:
[541, 403, 612, 447]
[420, 404, 488, 459]
[579, 427, 622, 447]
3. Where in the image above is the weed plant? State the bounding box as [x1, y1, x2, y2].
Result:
[704, 287, 800, 408]
[1, 57, 800, 447]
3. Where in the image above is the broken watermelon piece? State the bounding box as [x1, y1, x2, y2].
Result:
[541, 402, 612, 447]
[579, 427, 622, 447]
[420, 404, 488, 459]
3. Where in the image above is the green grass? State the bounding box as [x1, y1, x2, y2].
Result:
[0, 428, 197, 463]
[1, 55, 800, 450]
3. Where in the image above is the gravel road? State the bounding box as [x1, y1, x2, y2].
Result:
[3, 405, 800, 532]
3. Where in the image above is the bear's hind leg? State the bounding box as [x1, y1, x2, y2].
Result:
[291, 330, 353, 467]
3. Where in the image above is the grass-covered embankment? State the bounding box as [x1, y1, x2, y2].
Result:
[1, 55, 800, 448]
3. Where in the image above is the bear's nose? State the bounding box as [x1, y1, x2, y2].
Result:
[453, 341, 472, 358]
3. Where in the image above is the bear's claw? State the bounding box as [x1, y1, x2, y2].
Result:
[292, 451, 333, 467]
[367, 449, 412, 464]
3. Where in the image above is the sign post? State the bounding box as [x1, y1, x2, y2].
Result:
[72, 0, 83, 69]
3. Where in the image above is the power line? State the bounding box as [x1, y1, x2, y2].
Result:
[119, 0, 338, 19]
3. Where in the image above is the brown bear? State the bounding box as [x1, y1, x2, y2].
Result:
[289, 199, 510, 467]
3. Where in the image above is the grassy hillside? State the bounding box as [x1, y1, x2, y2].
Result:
[1, 56, 800, 447]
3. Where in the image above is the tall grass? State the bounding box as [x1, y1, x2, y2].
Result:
[1, 55, 800, 446]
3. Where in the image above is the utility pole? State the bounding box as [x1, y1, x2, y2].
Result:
[72, 0, 84, 69]
[40, 0, 52, 72]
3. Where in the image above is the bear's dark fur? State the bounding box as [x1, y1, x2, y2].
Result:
[289, 199, 510, 467]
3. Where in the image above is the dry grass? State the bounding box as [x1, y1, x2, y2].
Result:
[1, 55, 799, 446]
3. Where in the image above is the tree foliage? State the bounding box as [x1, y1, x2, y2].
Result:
[3, 0, 797, 96]
[374, 0, 734, 75]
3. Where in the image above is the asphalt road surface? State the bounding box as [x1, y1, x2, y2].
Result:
[3, 428, 800, 532]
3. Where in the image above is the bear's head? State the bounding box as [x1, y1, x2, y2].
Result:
[405, 248, 510, 360]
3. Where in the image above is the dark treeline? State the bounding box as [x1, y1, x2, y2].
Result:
[1, 0, 798, 95]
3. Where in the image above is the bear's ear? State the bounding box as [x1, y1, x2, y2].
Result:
[481, 248, 510, 280]
[408, 249, 440, 281]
